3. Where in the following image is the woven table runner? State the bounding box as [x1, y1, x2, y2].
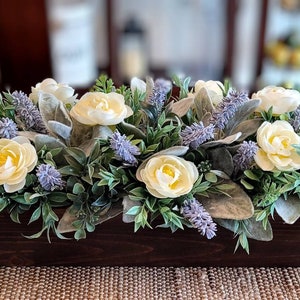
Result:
[0, 266, 299, 299]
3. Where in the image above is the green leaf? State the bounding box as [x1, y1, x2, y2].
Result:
[126, 206, 141, 216]
[28, 206, 42, 224]
[74, 228, 87, 240]
[0, 198, 9, 212]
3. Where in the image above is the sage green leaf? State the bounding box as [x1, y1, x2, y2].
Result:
[48, 120, 72, 141]
[57, 201, 123, 233]
[224, 99, 261, 135]
[80, 125, 113, 156]
[202, 132, 242, 149]
[230, 119, 263, 141]
[145, 76, 155, 102]
[70, 117, 93, 147]
[122, 196, 141, 223]
[38, 92, 72, 127]
[34, 134, 66, 151]
[196, 180, 254, 220]
[194, 87, 214, 125]
[168, 97, 193, 117]
[208, 148, 234, 176]
[216, 217, 273, 241]
[275, 195, 300, 224]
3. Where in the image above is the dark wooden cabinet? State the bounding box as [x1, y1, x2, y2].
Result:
[0, 0, 52, 93]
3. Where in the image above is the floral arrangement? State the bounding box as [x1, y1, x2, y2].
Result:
[1, 74, 300, 253]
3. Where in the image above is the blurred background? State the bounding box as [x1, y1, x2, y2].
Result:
[0, 0, 300, 94]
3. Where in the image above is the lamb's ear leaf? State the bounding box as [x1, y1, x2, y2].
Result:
[196, 180, 254, 220]
[224, 99, 261, 135]
[215, 217, 273, 241]
[275, 195, 300, 224]
[38, 92, 72, 127]
[194, 87, 214, 125]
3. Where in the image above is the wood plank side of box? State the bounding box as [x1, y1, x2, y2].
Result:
[0, 212, 299, 267]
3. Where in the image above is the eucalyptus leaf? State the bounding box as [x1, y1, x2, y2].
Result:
[216, 216, 273, 241]
[275, 195, 300, 224]
[196, 180, 254, 220]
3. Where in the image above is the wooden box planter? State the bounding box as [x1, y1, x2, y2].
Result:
[0, 212, 299, 267]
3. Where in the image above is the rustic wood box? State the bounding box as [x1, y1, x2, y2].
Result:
[1, 212, 299, 267]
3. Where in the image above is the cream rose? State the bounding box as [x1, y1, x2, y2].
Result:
[252, 86, 300, 115]
[0, 137, 38, 193]
[194, 80, 224, 105]
[29, 78, 76, 105]
[70, 92, 133, 126]
[255, 120, 300, 171]
[136, 155, 198, 198]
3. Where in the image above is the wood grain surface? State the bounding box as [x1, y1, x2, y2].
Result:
[0, 212, 299, 267]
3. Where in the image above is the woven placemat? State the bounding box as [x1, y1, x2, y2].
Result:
[0, 266, 299, 299]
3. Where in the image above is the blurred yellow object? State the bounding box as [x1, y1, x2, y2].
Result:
[267, 42, 291, 67]
[289, 48, 300, 68]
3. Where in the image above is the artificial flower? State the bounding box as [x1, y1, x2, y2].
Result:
[255, 120, 300, 171]
[0, 137, 38, 193]
[194, 80, 224, 105]
[252, 86, 300, 115]
[136, 155, 198, 198]
[70, 92, 133, 126]
[29, 78, 77, 106]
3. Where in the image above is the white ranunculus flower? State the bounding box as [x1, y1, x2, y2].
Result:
[194, 80, 224, 105]
[136, 155, 198, 198]
[70, 92, 133, 126]
[0, 136, 38, 193]
[255, 120, 300, 171]
[252, 86, 300, 115]
[29, 78, 77, 106]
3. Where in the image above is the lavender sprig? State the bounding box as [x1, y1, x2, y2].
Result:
[210, 89, 249, 130]
[36, 164, 65, 191]
[181, 198, 217, 239]
[0, 117, 18, 139]
[180, 122, 215, 149]
[11, 91, 47, 133]
[291, 105, 300, 132]
[110, 131, 141, 166]
[233, 141, 258, 174]
[146, 78, 172, 113]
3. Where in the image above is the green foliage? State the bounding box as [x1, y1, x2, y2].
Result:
[90, 74, 115, 93]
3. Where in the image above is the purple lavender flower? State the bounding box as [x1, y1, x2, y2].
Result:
[180, 122, 215, 149]
[11, 91, 47, 133]
[154, 78, 172, 94]
[36, 164, 65, 191]
[110, 131, 141, 166]
[181, 198, 217, 239]
[291, 105, 300, 132]
[146, 78, 172, 112]
[210, 89, 249, 130]
[233, 141, 258, 174]
[0, 117, 18, 138]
